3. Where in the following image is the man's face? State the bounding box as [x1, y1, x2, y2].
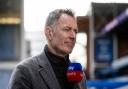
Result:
[48, 14, 78, 56]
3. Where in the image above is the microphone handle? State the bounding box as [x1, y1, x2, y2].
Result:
[79, 72, 87, 89]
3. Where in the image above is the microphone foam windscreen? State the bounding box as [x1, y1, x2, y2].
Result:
[67, 63, 83, 83]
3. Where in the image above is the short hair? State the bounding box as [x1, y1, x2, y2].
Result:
[45, 9, 75, 27]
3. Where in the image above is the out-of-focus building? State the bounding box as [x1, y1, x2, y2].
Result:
[77, 3, 128, 80]
[0, 0, 25, 62]
[0, 0, 24, 89]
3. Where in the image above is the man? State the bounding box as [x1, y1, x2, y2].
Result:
[8, 9, 86, 89]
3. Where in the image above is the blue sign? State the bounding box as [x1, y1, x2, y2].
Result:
[95, 36, 113, 63]
[0, 25, 16, 61]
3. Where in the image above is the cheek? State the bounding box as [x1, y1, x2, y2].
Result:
[58, 39, 65, 47]
[52, 32, 67, 48]
[55, 35, 65, 44]
[52, 35, 64, 46]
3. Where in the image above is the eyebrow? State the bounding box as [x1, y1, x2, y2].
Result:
[64, 26, 78, 30]
[64, 26, 78, 33]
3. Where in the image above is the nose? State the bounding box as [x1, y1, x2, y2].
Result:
[69, 30, 76, 39]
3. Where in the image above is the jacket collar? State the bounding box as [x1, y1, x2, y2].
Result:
[37, 51, 61, 89]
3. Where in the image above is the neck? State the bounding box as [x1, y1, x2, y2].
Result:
[47, 45, 66, 58]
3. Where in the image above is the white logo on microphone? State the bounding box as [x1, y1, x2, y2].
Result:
[68, 66, 74, 70]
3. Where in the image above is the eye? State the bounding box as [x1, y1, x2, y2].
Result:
[74, 29, 78, 34]
[63, 28, 70, 32]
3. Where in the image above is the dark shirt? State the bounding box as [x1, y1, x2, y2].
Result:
[44, 45, 75, 89]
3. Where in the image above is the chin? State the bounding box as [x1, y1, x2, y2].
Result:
[65, 50, 72, 54]
[63, 47, 73, 54]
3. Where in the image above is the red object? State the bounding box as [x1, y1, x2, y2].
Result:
[67, 71, 83, 83]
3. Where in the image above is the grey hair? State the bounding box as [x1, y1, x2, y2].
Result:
[45, 9, 75, 27]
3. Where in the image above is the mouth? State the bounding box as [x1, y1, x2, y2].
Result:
[65, 42, 75, 47]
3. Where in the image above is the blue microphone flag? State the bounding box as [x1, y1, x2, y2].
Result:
[67, 63, 82, 71]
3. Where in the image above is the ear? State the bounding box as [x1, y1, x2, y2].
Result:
[45, 26, 53, 40]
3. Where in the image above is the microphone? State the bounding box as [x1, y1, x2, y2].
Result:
[67, 62, 84, 83]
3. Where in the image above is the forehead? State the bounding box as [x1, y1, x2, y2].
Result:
[57, 14, 78, 28]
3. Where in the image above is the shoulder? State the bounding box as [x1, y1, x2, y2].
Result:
[11, 56, 38, 77]
[8, 56, 38, 89]
[16, 51, 47, 70]
[17, 56, 37, 68]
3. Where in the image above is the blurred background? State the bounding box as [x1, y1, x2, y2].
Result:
[0, 0, 128, 89]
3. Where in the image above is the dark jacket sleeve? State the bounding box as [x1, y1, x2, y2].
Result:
[8, 64, 32, 89]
